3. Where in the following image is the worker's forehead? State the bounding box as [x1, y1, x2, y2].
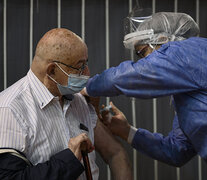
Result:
[134, 44, 147, 50]
[133, 38, 148, 47]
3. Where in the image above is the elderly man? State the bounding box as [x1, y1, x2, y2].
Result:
[83, 12, 207, 166]
[0, 28, 132, 180]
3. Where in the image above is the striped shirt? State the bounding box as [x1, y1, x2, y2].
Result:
[0, 69, 99, 180]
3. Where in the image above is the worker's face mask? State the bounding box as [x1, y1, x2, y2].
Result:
[48, 63, 90, 96]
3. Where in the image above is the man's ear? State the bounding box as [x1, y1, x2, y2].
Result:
[46, 63, 56, 76]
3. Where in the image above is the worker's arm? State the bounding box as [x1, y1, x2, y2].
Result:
[94, 119, 133, 180]
[131, 116, 196, 167]
[102, 102, 197, 167]
[86, 39, 205, 98]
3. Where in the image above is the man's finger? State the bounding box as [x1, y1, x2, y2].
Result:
[78, 133, 94, 153]
[76, 133, 89, 145]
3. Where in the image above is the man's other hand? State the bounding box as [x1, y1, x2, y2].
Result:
[68, 133, 95, 161]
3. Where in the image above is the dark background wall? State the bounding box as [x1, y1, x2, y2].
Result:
[0, 0, 207, 180]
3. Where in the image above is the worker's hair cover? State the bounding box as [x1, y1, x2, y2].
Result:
[123, 11, 200, 49]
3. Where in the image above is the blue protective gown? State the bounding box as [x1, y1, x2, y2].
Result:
[86, 37, 207, 166]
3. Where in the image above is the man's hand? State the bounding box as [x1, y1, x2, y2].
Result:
[101, 102, 131, 141]
[68, 133, 95, 161]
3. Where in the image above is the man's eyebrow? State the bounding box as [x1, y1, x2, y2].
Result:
[75, 59, 88, 65]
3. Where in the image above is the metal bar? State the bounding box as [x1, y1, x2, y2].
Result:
[128, 0, 137, 179]
[196, 0, 199, 27]
[81, 0, 85, 41]
[153, 99, 158, 180]
[132, 98, 137, 180]
[129, 0, 132, 12]
[175, 111, 180, 180]
[57, 0, 61, 28]
[153, 99, 157, 133]
[105, 0, 109, 71]
[152, 0, 156, 14]
[30, 0, 33, 65]
[198, 157, 202, 180]
[176, 168, 180, 180]
[174, 2, 178, 180]
[105, 0, 109, 108]
[3, 0, 7, 89]
[174, 0, 178, 12]
[105, 0, 111, 179]
[196, 1, 202, 179]
[152, 1, 158, 179]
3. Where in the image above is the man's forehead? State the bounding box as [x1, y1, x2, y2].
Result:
[65, 49, 88, 66]
[55, 38, 87, 61]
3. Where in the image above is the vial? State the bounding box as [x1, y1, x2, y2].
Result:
[100, 105, 113, 123]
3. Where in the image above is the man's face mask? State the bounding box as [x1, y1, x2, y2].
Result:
[48, 62, 90, 96]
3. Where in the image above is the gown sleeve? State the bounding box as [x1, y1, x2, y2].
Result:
[131, 115, 197, 166]
[86, 40, 205, 98]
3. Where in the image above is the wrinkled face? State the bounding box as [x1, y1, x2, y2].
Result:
[53, 44, 89, 86]
[35, 28, 90, 97]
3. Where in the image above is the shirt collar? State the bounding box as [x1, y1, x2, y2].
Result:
[27, 69, 55, 109]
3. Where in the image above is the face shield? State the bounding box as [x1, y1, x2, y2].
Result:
[123, 8, 154, 49]
[123, 9, 200, 50]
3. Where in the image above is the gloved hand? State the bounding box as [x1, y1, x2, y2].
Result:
[101, 102, 131, 141]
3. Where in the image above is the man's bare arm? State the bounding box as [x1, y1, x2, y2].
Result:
[94, 119, 133, 180]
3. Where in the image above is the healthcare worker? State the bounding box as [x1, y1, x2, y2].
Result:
[82, 12, 207, 166]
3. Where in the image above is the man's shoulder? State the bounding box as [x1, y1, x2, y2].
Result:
[73, 93, 96, 112]
[0, 75, 30, 108]
[73, 93, 97, 126]
[73, 93, 88, 105]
